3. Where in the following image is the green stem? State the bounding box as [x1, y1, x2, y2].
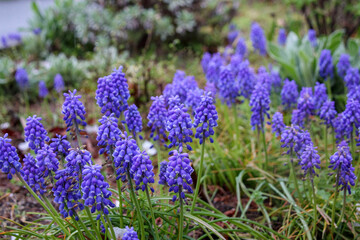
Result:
[179, 188, 184, 240]
[145, 186, 160, 240]
[116, 179, 124, 228]
[65, 205, 85, 240]
[332, 127, 335, 154]
[289, 157, 303, 203]
[325, 77, 332, 100]
[310, 179, 317, 237]
[85, 207, 102, 240]
[337, 190, 347, 227]
[74, 120, 83, 149]
[324, 126, 328, 163]
[74, 212, 97, 240]
[100, 214, 109, 240]
[331, 168, 341, 235]
[191, 135, 206, 214]
[104, 214, 117, 240]
[260, 127, 269, 171]
[233, 104, 239, 141]
[127, 170, 145, 240]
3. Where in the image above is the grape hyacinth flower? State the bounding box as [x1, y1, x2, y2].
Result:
[334, 113, 349, 142]
[308, 29, 317, 48]
[24, 115, 50, 153]
[1, 36, 7, 48]
[250, 22, 267, 56]
[53, 168, 84, 219]
[147, 96, 167, 142]
[249, 82, 270, 131]
[205, 53, 223, 85]
[123, 226, 139, 240]
[342, 98, 360, 138]
[297, 87, 315, 120]
[218, 65, 239, 105]
[54, 74, 65, 93]
[113, 132, 140, 181]
[0, 134, 22, 179]
[270, 70, 282, 92]
[166, 105, 193, 151]
[97, 114, 121, 154]
[337, 54, 351, 78]
[280, 125, 310, 157]
[15, 68, 29, 90]
[314, 82, 327, 110]
[278, 28, 287, 45]
[38, 81, 48, 98]
[344, 67, 360, 89]
[65, 149, 92, 172]
[36, 145, 59, 178]
[50, 134, 72, 157]
[22, 154, 46, 194]
[130, 151, 155, 192]
[201, 52, 211, 74]
[281, 79, 298, 110]
[237, 60, 256, 99]
[230, 54, 242, 76]
[256, 70, 272, 93]
[348, 85, 360, 103]
[204, 82, 217, 99]
[125, 104, 143, 139]
[168, 95, 181, 110]
[185, 87, 204, 112]
[33, 28, 41, 35]
[62, 90, 87, 131]
[235, 38, 247, 57]
[272, 112, 285, 137]
[319, 100, 337, 127]
[291, 109, 305, 128]
[158, 161, 168, 185]
[227, 24, 239, 44]
[319, 49, 334, 79]
[193, 92, 218, 144]
[81, 164, 115, 219]
[166, 150, 194, 202]
[299, 144, 321, 179]
[8, 33, 22, 43]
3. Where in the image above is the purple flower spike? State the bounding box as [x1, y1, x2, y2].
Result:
[344, 67, 360, 89]
[250, 22, 267, 56]
[22, 154, 46, 194]
[81, 164, 115, 219]
[249, 82, 271, 131]
[194, 92, 218, 144]
[0, 134, 22, 179]
[281, 79, 298, 110]
[343, 98, 360, 134]
[147, 96, 167, 142]
[185, 87, 204, 112]
[158, 161, 168, 185]
[319, 100, 337, 127]
[308, 29, 317, 48]
[314, 82, 327, 110]
[347, 85, 360, 103]
[123, 226, 139, 240]
[337, 54, 351, 78]
[24, 115, 50, 153]
[237, 60, 256, 99]
[319, 49, 334, 79]
[62, 90, 87, 131]
[166, 150, 194, 202]
[299, 144, 321, 179]
[227, 24, 239, 44]
[297, 87, 315, 119]
[291, 109, 306, 128]
[201, 52, 212, 74]
[272, 112, 285, 137]
[54, 74, 65, 93]
[218, 65, 239, 105]
[50, 134, 72, 157]
[205, 53, 223, 85]
[125, 104, 142, 139]
[65, 149, 92, 172]
[278, 28, 287, 45]
[205, 82, 217, 99]
[15, 68, 29, 90]
[36, 145, 59, 178]
[38, 81, 48, 98]
[236, 38, 247, 57]
[334, 114, 349, 142]
[130, 151, 155, 192]
[97, 114, 121, 155]
[281, 125, 311, 157]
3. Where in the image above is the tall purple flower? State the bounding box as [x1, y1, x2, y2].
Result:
[166, 105, 193, 151]
[299, 144, 321, 179]
[257, 71, 272, 93]
[38, 81, 48, 98]
[193, 92, 218, 144]
[278, 28, 287, 45]
[272, 112, 285, 137]
[147, 96, 167, 142]
[250, 22, 267, 56]
[62, 90, 87, 131]
[204, 82, 217, 99]
[297, 87, 315, 119]
[291, 109, 305, 128]
[314, 82, 327, 110]
[281, 79, 298, 110]
[0, 134, 22, 179]
[185, 88, 204, 111]
[166, 150, 194, 202]
[347, 85, 360, 103]
[125, 104, 142, 139]
[158, 161, 168, 185]
[249, 82, 270, 131]
[65, 149, 92, 172]
[281, 125, 310, 157]
[50, 134, 72, 157]
[163, 73, 198, 103]
[130, 151, 155, 192]
[319, 100, 337, 127]
[344, 67, 360, 89]
[113, 132, 140, 181]
[97, 114, 121, 154]
[201, 52, 212, 74]
[227, 24, 239, 44]
[218, 65, 238, 105]
[54, 74, 65, 93]
[237, 60, 256, 99]
[36, 145, 59, 178]
[270, 70, 282, 91]
[15, 68, 29, 90]
[337, 54, 351, 78]
[236, 38, 247, 57]
[334, 114, 349, 141]
[205, 53, 223, 85]
[81, 164, 115, 219]
[342, 98, 360, 134]
[24, 115, 50, 153]
[123, 226, 139, 240]
[319, 49, 334, 79]
[308, 29, 317, 48]
[22, 154, 46, 194]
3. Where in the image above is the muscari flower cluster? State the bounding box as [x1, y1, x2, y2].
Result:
[308, 29, 317, 48]
[15, 68, 29, 90]
[201, 52, 211, 74]
[53, 168, 84, 219]
[50, 134, 72, 157]
[227, 24, 239, 44]
[236, 38, 247, 57]
[314, 82, 327, 110]
[65, 149, 92, 172]
[22, 154, 46, 194]
[54, 73, 65, 93]
[341, 98, 360, 138]
[97, 114, 121, 154]
[250, 22, 267, 56]
[113, 132, 140, 181]
[130, 151, 155, 192]
[270, 70, 282, 91]
[291, 109, 305, 128]
[123, 226, 139, 240]
[278, 28, 287, 45]
[158, 161, 168, 185]
[36, 145, 59, 178]
[280, 125, 311, 157]
[24, 115, 50, 153]
[38, 81, 48, 98]
[0, 134, 22, 179]
[272, 112, 285, 137]
[281, 79, 298, 110]
[218, 65, 239, 105]
[165, 150, 194, 202]
[81, 164, 115, 219]
[237, 60, 256, 99]
[319, 49, 334, 79]
[337, 54, 351, 78]
[319, 100, 337, 127]
[147, 96, 167, 142]
[249, 82, 270, 131]
[62, 90, 87, 131]
[297, 87, 315, 120]
[329, 141, 356, 194]
[125, 104, 143, 139]
[163, 72, 198, 102]
[205, 53, 223, 85]
[344, 67, 360, 89]
[185, 87, 204, 112]
[299, 144, 321, 179]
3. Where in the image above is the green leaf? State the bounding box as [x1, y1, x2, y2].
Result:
[184, 213, 226, 240]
